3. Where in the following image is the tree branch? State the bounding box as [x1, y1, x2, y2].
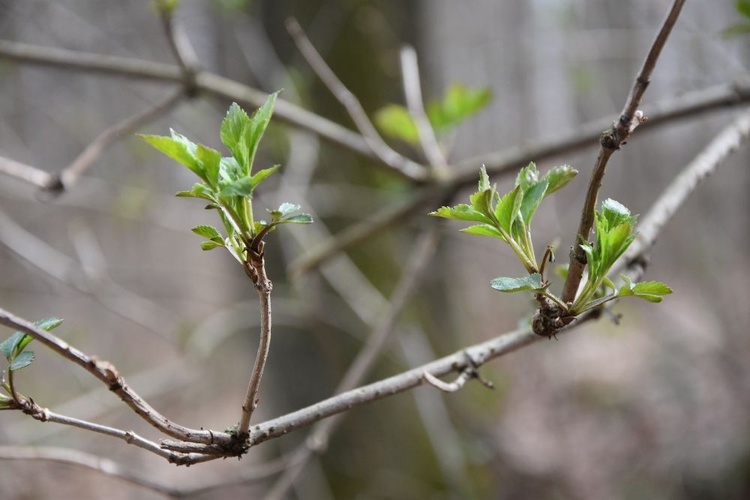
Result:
[0, 309, 233, 446]
[237, 257, 273, 437]
[561, 0, 686, 304]
[399, 45, 449, 176]
[285, 18, 426, 181]
[617, 108, 750, 272]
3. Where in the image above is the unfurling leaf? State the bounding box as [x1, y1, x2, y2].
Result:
[461, 224, 504, 239]
[490, 273, 544, 293]
[618, 276, 673, 303]
[200, 240, 224, 251]
[35, 317, 63, 332]
[139, 131, 206, 182]
[191, 225, 223, 242]
[374, 105, 419, 144]
[544, 165, 578, 195]
[244, 92, 279, 172]
[430, 204, 493, 224]
[427, 84, 492, 133]
[221, 102, 251, 168]
[9, 351, 34, 371]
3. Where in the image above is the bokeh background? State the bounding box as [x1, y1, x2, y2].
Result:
[0, 1, 749, 498]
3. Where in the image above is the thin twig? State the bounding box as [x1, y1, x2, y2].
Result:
[157, 4, 200, 95]
[265, 223, 443, 499]
[57, 89, 185, 190]
[453, 78, 750, 185]
[399, 45, 449, 177]
[0, 309, 233, 446]
[237, 259, 273, 436]
[561, 0, 687, 305]
[13, 403, 217, 465]
[287, 185, 447, 278]
[1, 39, 747, 185]
[0, 156, 56, 189]
[422, 370, 472, 393]
[0, 40, 397, 178]
[617, 108, 750, 272]
[285, 17, 426, 181]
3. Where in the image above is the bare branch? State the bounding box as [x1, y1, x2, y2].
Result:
[399, 46, 449, 176]
[0, 308, 233, 446]
[2, 38, 747, 187]
[561, 0, 687, 305]
[422, 370, 472, 393]
[452, 78, 750, 186]
[617, 108, 750, 272]
[285, 17, 427, 181]
[238, 258, 273, 436]
[287, 186, 446, 278]
[58, 89, 185, 191]
[0, 40, 382, 173]
[157, 4, 200, 95]
[0, 156, 56, 189]
[249, 325, 536, 448]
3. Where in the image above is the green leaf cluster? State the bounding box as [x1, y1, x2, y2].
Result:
[374, 84, 492, 145]
[1, 318, 63, 409]
[433, 166, 673, 331]
[571, 199, 671, 314]
[140, 93, 312, 262]
[431, 162, 577, 275]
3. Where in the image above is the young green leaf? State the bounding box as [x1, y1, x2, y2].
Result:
[9, 351, 34, 372]
[244, 92, 279, 173]
[268, 203, 313, 225]
[427, 84, 492, 133]
[250, 165, 281, 189]
[219, 176, 256, 198]
[373, 104, 420, 144]
[191, 225, 223, 242]
[461, 224, 504, 239]
[35, 317, 63, 332]
[196, 144, 222, 188]
[0, 332, 25, 360]
[543, 165, 578, 195]
[279, 214, 314, 225]
[430, 204, 493, 224]
[221, 102, 251, 168]
[490, 273, 544, 293]
[140, 130, 206, 182]
[276, 202, 301, 218]
[494, 186, 520, 233]
[516, 162, 540, 193]
[618, 276, 673, 303]
[600, 198, 636, 230]
[200, 240, 224, 251]
[519, 179, 549, 225]
[176, 182, 214, 200]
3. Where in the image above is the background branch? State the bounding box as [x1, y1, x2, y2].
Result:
[285, 17, 426, 181]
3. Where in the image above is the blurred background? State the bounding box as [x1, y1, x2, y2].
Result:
[0, 0, 749, 498]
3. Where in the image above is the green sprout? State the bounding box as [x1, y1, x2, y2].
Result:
[140, 93, 312, 266]
[432, 165, 672, 336]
